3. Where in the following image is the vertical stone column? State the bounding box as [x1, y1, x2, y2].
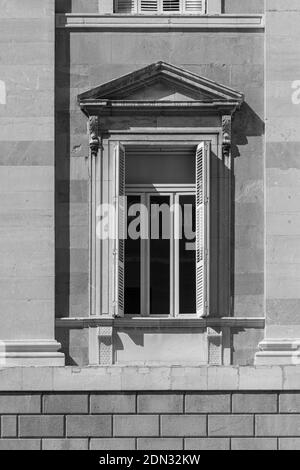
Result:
[256, 0, 300, 364]
[0, 0, 64, 365]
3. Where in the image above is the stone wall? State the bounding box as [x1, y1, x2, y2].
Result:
[55, 12, 264, 365]
[1, 390, 300, 450]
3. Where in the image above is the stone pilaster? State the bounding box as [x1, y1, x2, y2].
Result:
[0, 0, 63, 366]
[256, 0, 300, 365]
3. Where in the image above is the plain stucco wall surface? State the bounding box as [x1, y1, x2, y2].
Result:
[0, 0, 56, 342]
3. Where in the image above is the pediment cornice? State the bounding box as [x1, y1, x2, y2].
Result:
[78, 62, 244, 115]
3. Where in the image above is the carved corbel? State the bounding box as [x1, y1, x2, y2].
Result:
[222, 114, 232, 159]
[88, 116, 100, 157]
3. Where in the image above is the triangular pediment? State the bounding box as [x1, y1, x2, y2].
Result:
[78, 62, 244, 106]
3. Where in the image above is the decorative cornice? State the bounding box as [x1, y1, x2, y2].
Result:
[56, 14, 265, 31]
[78, 61, 244, 116]
[56, 316, 265, 329]
[79, 62, 244, 102]
[80, 100, 242, 117]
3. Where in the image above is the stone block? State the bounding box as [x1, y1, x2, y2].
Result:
[137, 438, 183, 450]
[0, 439, 41, 450]
[90, 438, 135, 450]
[232, 393, 277, 413]
[113, 415, 159, 437]
[280, 394, 300, 413]
[185, 393, 230, 414]
[231, 438, 277, 450]
[207, 366, 238, 390]
[43, 394, 88, 414]
[160, 415, 206, 437]
[185, 438, 229, 450]
[279, 438, 300, 450]
[208, 415, 253, 437]
[19, 416, 64, 437]
[1, 415, 17, 437]
[42, 439, 88, 450]
[256, 415, 300, 436]
[0, 394, 40, 414]
[137, 393, 183, 414]
[91, 393, 135, 414]
[66, 415, 112, 437]
[238, 366, 283, 390]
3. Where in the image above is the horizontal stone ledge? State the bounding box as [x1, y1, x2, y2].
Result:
[0, 365, 299, 391]
[56, 316, 265, 329]
[56, 14, 265, 31]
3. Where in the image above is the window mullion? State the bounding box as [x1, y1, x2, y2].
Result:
[140, 193, 150, 316]
[169, 194, 175, 317]
[174, 193, 180, 317]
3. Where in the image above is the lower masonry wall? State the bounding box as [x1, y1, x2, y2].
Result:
[1, 391, 300, 450]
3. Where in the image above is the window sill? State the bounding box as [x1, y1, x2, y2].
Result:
[56, 13, 265, 31]
[56, 316, 265, 329]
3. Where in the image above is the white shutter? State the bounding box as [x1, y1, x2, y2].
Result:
[114, 143, 126, 317]
[196, 142, 210, 317]
[140, 0, 158, 12]
[163, 0, 180, 12]
[115, 0, 136, 13]
[184, 0, 205, 14]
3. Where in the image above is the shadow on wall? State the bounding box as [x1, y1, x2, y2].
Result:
[55, 0, 99, 13]
[55, 3, 71, 360]
[230, 102, 265, 316]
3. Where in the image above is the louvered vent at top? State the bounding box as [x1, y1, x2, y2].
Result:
[115, 0, 206, 14]
[184, 0, 204, 12]
[115, 0, 136, 13]
[163, 0, 180, 12]
[140, 0, 158, 11]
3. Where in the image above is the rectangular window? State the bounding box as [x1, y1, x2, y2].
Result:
[115, 142, 209, 318]
[114, 0, 206, 14]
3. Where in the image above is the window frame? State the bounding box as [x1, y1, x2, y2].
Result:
[125, 184, 197, 318]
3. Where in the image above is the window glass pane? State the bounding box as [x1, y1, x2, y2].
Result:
[125, 195, 141, 314]
[126, 148, 195, 185]
[150, 195, 170, 314]
[179, 194, 196, 313]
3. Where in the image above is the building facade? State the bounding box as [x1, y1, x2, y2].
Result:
[0, 0, 300, 450]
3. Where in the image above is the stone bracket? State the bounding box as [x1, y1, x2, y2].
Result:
[222, 114, 231, 160]
[88, 116, 100, 157]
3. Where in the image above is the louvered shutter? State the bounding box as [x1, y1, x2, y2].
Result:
[196, 142, 210, 317]
[114, 143, 126, 317]
[184, 0, 205, 14]
[140, 0, 158, 12]
[162, 0, 180, 12]
[115, 0, 136, 13]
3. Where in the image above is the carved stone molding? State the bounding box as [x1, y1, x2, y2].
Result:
[88, 116, 100, 157]
[222, 114, 232, 159]
[207, 327, 222, 365]
[99, 326, 113, 365]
